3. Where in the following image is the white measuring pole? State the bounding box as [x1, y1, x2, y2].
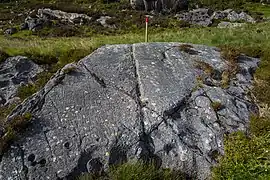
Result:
[145, 16, 149, 42]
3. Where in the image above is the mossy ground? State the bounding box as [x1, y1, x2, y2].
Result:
[0, 0, 270, 179]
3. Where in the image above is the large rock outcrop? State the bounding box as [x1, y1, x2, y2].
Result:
[0, 43, 259, 179]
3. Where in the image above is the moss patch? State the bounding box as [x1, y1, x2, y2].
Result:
[79, 161, 188, 180]
[211, 101, 222, 111]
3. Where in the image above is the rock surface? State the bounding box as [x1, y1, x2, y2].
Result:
[130, 0, 188, 12]
[175, 8, 213, 26]
[17, 8, 92, 32]
[37, 8, 92, 24]
[96, 16, 115, 28]
[0, 56, 43, 106]
[0, 43, 259, 179]
[176, 8, 256, 26]
[22, 16, 49, 31]
[4, 28, 17, 35]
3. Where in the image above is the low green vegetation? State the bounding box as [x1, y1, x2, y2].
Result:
[0, 104, 17, 126]
[212, 116, 270, 180]
[211, 101, 222, 111]
[245, 2, 270, 18]
[79, 161, 187, 180]
[0, 112, 32, 155]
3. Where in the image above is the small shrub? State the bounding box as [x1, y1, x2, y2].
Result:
[221, 70, 230, 88]
[24, 52, 58, 65]
[219, 46, 241, 88]
[220, 46, 240, 63]
[9, 112, 32, 132]
[0, 127, 16, 155]
[17, 84, 38, 101]
[0, 104, 17, 126]
[250, 115, 270, 136]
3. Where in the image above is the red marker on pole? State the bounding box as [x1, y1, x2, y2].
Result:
[145, 16, 149, 42]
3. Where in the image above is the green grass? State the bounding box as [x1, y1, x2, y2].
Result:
[0, 22, 268, 56]
[79, 161, 187, 180]
[212, 116, 270, 180]
[245, 2, 270, 18]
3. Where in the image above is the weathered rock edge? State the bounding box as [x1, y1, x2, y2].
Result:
[0, 43, 259, 180]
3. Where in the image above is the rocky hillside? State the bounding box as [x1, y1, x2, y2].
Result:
[0, 43, 260, 179]
[0, 0, 269, 37]
[0, 0, 270, 180]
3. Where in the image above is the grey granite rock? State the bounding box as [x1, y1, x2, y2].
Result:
[0, 56, 43, 106]
[96, 16, 115, 28]
[37, 8, 92, 24]
[176, 8, 256, 26]
[0, 43, 259, 180]
[175, 8, 213, 26]
[4, 28, 17, 35]
[24, 17, 47, 31]
[227, 11, 256, 23]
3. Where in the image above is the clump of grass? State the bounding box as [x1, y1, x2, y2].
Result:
[0, 112, 32, 155]
[211, 101, 222, 111]
[192, 76, 204, 92]
[194, 61, 215, 76]
[16, 71, 54, 101]
[179, 44, 199, 55]
[219, 46, 241, 88]
[79, 161, 187, 180]
[0, 49, 9, 63]
[250, 115, 270, 137]
[17, 84, 38, 100]
[0, 104, 17, 126]
[221, 70, 230, 88]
